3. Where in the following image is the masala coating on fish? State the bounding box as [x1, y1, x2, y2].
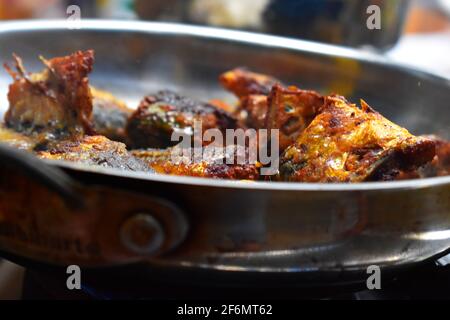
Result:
[220, 69, 323, 152]
[219, 68, 279, 129]
[397, 135, 450, 179]
[4, 50, 95, 139]
[279, 95, 436, 182]
[266, 84, 324, 152]
[132, 145, 259, 180]
[219, 68, 278, 98]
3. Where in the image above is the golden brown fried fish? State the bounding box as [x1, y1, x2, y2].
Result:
[279, 96, 436, 182]
[219, 68, 278, 98]
[132, 145, 259, 180]
[266, 84, 323, 152]
[219, 69, 323, 153]
[4, 50, 95, 139]
[219, 68, 278, 130]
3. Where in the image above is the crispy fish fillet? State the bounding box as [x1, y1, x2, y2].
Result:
[219, 68, 278, 98]
[424, 136, 450, 177]
[266, 84, 323, 152]
[279, 95, 436, 182]
[237, 86, 323, 147]
[219, 68, 278, 129]
[397, 136, 450, 179]
[238, 94, 268, 129]
[37, 135, 150, 171]
[208, 99, 236, 114]
[4, 50, 95, 138]
[126, 90, 237, 149]
[132, 145, 259, 180]
[90, 87, 133, 142]
[219, 69, 323, 152]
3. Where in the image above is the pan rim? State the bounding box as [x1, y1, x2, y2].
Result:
[0, 19, 449, 82]
[51, 159, 450, 192]
[1, 19, 449, 192]
[0, 19, 396, 63]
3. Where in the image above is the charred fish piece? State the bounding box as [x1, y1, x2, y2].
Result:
[90, 87, 133, 143]
[38, 135, 151, 172]
[126, 90, 237, 149]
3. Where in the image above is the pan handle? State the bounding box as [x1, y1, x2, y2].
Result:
[0, 144, 84, 209]
[0, 143, 189, 267]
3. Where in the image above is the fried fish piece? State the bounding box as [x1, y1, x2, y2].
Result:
[126, 90, 237, 149]
[219, 69, 323, 151]
[219, 68, 278, 129]
[424, 136, 450, 177]
[397, 135, 450, 179]
[4, 50, 95, 138]
[238, 86, 323, 143]
[132, 145, 259, 180]
[266, 84, 323, 152]
[38, 135, 150, 171]
[219, 68, 278, 98]
[208, 99, 236, 114]
[90, 87, 133, 142]
[279, 95, 436, 182]
[238, 94, 268, 129]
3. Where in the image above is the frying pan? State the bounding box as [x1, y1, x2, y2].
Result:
[0, 20, 449, 287]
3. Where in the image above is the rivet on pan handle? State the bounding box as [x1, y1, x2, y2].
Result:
[119, 200, 189, 257]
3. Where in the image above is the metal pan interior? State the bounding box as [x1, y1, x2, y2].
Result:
[0, 20, 448, 191]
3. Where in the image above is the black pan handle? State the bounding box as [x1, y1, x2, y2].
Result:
[0, 143, 84, 209]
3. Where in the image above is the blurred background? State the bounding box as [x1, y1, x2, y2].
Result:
[0, 0, 449, 300]
[0, 0, 449, 77]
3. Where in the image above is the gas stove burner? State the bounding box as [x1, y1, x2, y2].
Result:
[19, 259, 450, 300]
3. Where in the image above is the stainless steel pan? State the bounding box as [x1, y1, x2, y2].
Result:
[0, 20, 449, 286]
